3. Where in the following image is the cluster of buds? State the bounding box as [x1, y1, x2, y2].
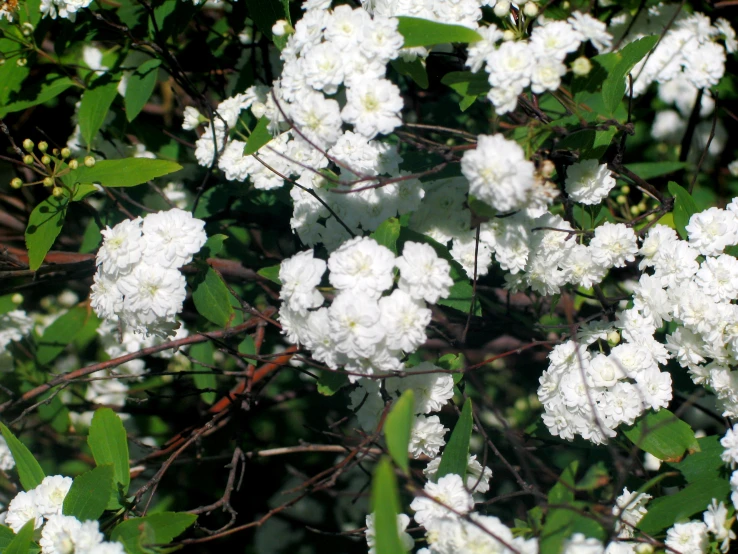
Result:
[10, 139, 95, 198]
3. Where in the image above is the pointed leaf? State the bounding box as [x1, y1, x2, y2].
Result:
[396, 16, 482, 48]
[0, 75, 75, 116]
[79, 74, 120, 147]
[622, 409, 699, 462]
[111, 512, 197, 551]
[192, 267, 234, 327]
[370, 218, 401, 255]
[3, 520, 35, 554]
[257, 265, 281, 285]
[371, 457, 405, 554]
[437, 398, 473, 480]
[62, 464, 115, 521]
[25, 194, 69, 271]
[0, 423, 45, 491]
[316, 370, 349, 396]
[189, 341, 217, 404]
[244, 117, 272, 155]
[668, 181, 698, 240]
[124, 59, 161, 122]
[602, 36, 659, 115]
[67, 158, 182, 188]
[384, 390, 414, 473]
[87, 408, 130, 495]
[36, 306, 96, 367]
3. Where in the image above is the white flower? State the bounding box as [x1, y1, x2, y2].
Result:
[664, 520, 708, 554]
[461, 134, 535, 213]
[341, 78, 403, 139]
[589, 223, 638, 269]
[35, 475, 73, 518]
[142, 208, 207, 269]
[565, 160, 616, 205]
[182, 106, 202, 131]
[409, 415, 448, 458]
[0, 437, 14, 471]
[530, 21, 582, 61]
[0, 310, 34, 349]
[365, 513, 414, 554]
[531, 57, 566, 94]
[279, 250, 326, 315]
[612, 487, 651, 538]
[6, 490, 43, 532]
[96, 217, 144, 276]
[424, 455, 493, 494]
[117, 264, 186, 321]
[562, 533, 604, 554]
[380, 290, 431, 353]
[703, 499, 736, 553]
[386, 362, 454, 414]
[328, 237, 395, 299]
[568, 11, 612, 52]
[410, 474, 474, 528]
[721, 424, 738, 468]
[39, 514, 82, 554]
[686, 207, 738, 256]
[328, 292, 385, 360]
[395, 242, 453, 304]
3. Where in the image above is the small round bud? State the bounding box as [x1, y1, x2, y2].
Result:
[646, 213, 656, 222]
[561, 0, 570, 8]
[271, 19, 292, 37]
[84, 156, 96, 167]
[52, 187, 64, 198]
[68, 159, 79, 170]
[502, 29, 516, 42]
[41, 155, 51, 165]
[10, 177, 23, 189]
[38, 141, 48, 153]
[21, 22, 34, 36]
[16, 58, 27, 67]
[53, 148, 60, 156]
[638, 201, 647, 212]
[23, 154, 34, 165]
[22, 138, 34, 152]
[571, 56, 592, 77]
[634, 544, 654, 554]
[607, 330, 620, 347]
[540, 160, 556, 178]
[43, 176, 54, 187]
[630, 205, 640, 215]
[494, 0, 511, 18]
[61, 148, 71, 159]
[10, 293, 23, 304]
[523, 2, 538, 17]
[616, 195, 627, 205]
[621, 185, 630, 194]
[0, 55, 5, 66]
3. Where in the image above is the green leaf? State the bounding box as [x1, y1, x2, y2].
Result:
[257, 265, 282, 285]
[87, 408, 130, 497]
[624, 161, 689, 180]
[35, 306, 94, 367]
[639, 477, 730, 535]
[111, 512, 197, 552]
[438, 279, 481, 316]
[391, 58, 429, 89]
[71, 184, 101, 202]
[668, 181, 698, 240]
[3, 520, 35, 554]
[316, 370, 349, 396]
[67, 158, 183, 188]
[384, 390, 414, 474]
[62, 464, 115, 521]
[540, 461, 579, 553]
[396, 16, 482, 48]
[243, 0, 288, 40]
[200, 234, 228, 258]
[441, 71, 490, 97]
[189, 341, 217, 404]
[192, 267, 235, 327]
[371, 457, 404, 554]
[244, 117, 273, 155]
[79, 74, 120, 147]
[437, 398, 473, 480]
[370, 218, 401, 255]
[0, 294, 22, 316]
[0, 525, 17, 551]
[0, 423, 45, 491]
[667, 435, 726, 484]
[602, 36, 659, 115]
[124, 59, 161, 122]
[0, 75, 75, 116]
[622, 409, 699, 463]
[25, 194, 69, 271]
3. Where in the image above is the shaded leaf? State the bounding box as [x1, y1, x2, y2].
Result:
[192, 267, 234, 327]
[0, 423, 45, 491]
[602, 36, 659, 115]
[667, 435, 726, 484]
[63, 465, 115, 521]
[370, 218, 401, 255]
[244, 117, 273, 155]
[125, 59, 161, 122]
[200, 234, 228, 258]
[25, 194, 68, 271]
[257, 265, 282, 285]
[625, 161, 689, 180]
[437, 398, 473, 480]
[1, 75, 76, 116]
[441, 71, 490, 97]
[391, 58, 428, 89]
[68, 158, 182, 188]
[189, 341, 217, 404]
[668, 181, 698, 240]
[623, 409, 699, 462]
[540, 461, 579, 553]
[79, 74, 120, 147]
[396, 16, 481, 48]
[371, 457, 404, 554]
[317, 371, 349, 396]
[3, 520, 35, 554]
[384, 390, 414, 474]
[87, 408, 130, 497]
[111, 512, 197, 552]
[243, 0, 287, 40]
[36, 306, 95, 367]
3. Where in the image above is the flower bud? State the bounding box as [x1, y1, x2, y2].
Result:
[630, 205, 640, 215]
[621, 185, 630, 194]
[271, 19, 292, 36]
[38, 141, 48, 153]
[571, 56, 592, 77]
[84, 156, 96, 167]
[23, 154, 34, 165]
[22, 138, 34, 152]
[494, 0, 511, 18]
[10, 293, 22, 304]
[41, 155, 51, 165]
[21, 22, 34, 36]
[607, 330, 620, 347]
[60, 148, 71, 159]
[502, 29, 516, 42]
[52, 187, 64, 198]
[16, 58, 27, 67]
[43, 176, 54, 187]
[68, 159, 79, 170]
[540, 160, 555, 179]
[523, 2, 538, 17]
[616, 195, 626, 205]
[10, 177, 23, 189]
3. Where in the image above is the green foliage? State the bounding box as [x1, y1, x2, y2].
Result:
[370, 457, 404, 554]
[257, 265, 282, 284]
[396, 16, 482, 48]
[62, 465, 115, 521]
[192, 266, 235, 327]
[4, 520, 35, 554]
[0, 75, 76, 117]
[125, 59, 162, 122]
[441, 71, 490, 110]
[87, 408, 130, 505]
[200, 234, 228, 258]
[371, 217, 401, 255]
[601, 36, 659, 115]
[25, 193, 69, 271]
[244, 117, 273, 155]
[189, 340, 218, 404]
[437, 398, 473, 481]
[667, 435, 726, 483]
[79, 74, 120, 147]
[668, 181, 698, 240]
[35, 306, 96, 367]
[624, 161, 689, 180]
[623, 409, 699, 462]
[391, 58, 429, 89]
[384, 390, 414, 473]
[110, 512, 197, 554]
[68, 159, 183, 188]
[0, 423, 46, 491]
[316, 370, 349, 396]
[243, 0, 290, 40]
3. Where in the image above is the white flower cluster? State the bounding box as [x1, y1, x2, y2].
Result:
[90, 208, 207, 339]
[5, 475, 73, 532]
[40, 0, 93, 20]
[610, 5, 735, 97]
[0, 309, 34, 372]
[362, 0, 484, 29]
[466, 13, 612, 114]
